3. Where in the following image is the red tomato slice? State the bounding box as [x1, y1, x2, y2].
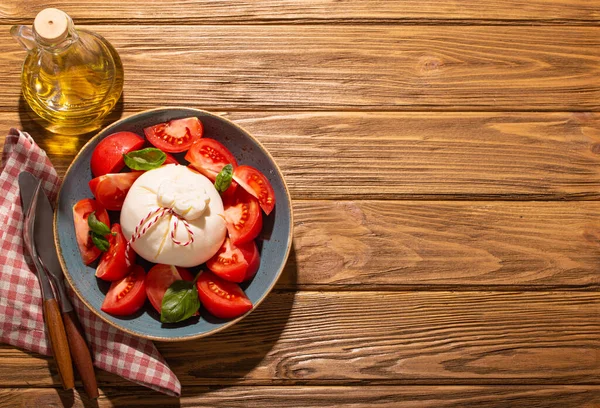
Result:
[144, 117, 203, 153]
[206, 237, 249, 283]
[196, 271, 252, 319]
[101, 265, 147, 316]
[184, 138, 238, 180]
[221, 179, 239, 202]
[96, 224, 136, 281]
[73, 199, 110, 265]
[89, 171, 143, 211]
[224, 189, 262, 245]
[145, 264, 194, 313]
[163, 152, 179, 165]
[239, 240, 260, 281]
[233, 165, 276, 215]
[91, 131, 145, 177]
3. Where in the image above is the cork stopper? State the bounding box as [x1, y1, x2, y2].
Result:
[33, 8, 69, 43]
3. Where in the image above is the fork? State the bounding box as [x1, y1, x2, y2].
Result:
[23, 180, 74, 390]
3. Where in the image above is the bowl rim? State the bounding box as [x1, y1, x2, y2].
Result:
[53, 107, 294, 342]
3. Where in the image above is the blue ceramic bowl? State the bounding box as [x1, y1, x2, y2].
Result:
[54, 107, 293, 341]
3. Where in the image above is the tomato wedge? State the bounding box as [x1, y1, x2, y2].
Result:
[96, 224, 136, 281]
[239, 240, 260, 281]
[233, 165, 276, 215]
[163, 152, 179, 165]
[145, 264, 194, 314]
[144, 117, 203, 153]
[196, 271, 252, 319]
[206, 237, 248, 282]
[73, 199, 110, 265]
[224, 189, 262, 245]
[220, 179, 239, 202]
[89, 171, 143, 211]
[101, 265, 147, 316]
[91, 131, 145, 177]
[184, 138, 238, 180]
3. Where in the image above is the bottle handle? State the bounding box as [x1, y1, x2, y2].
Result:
[10, 25, 37, 51]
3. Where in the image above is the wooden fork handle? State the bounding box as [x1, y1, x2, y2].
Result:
[43, 298, 74, 390]
[63, 310, 99, 399]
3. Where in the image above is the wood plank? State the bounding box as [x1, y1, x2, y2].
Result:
[233, 111, 600, 200]
[3, 111, 600, 200]
[2, 1, 599, 25]
[1, 26, 599, 112]
[2, 386, 600, 408]
[284, 201, 600, 289]
[4, 110, 600, 288]
[0, 292, 597, 386]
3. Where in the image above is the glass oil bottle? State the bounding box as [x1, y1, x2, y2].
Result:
[11, 8, 124, 135]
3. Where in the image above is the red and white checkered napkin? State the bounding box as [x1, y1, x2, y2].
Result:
[0, 129, 181, 397]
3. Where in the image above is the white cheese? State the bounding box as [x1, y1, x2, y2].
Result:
[120, 164, 226, 267]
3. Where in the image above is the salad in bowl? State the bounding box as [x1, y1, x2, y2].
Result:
[55, 108, 292, 341]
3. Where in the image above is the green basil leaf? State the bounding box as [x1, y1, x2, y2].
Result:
[91, 233, 110, 252]
[123, 148, 167, 171]
[88, 211, 111, 236]
[214, 164, 233, 193]
[160, 280, 201, 324]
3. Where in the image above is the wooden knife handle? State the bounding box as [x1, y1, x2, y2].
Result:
[43, 298, 74, 390]
[63, 310, 99, 399]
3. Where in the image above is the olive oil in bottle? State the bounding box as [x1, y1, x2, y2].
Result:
[11, 8, 123, 135]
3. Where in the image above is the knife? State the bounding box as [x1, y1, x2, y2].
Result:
[19, 172, 99, 399]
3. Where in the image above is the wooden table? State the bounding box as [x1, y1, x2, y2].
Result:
[1, 2, 599, 407]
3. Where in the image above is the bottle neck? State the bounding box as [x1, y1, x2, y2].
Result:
[33, 16, 79, 53]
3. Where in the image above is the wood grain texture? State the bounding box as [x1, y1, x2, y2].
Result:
[1, 1, 599, 24]
[3, 111, 600, 200]
[0, 292, 597, 386]
[5, 112, 600, 288]
[232, 111, 600, 200]
[1, 26, 599, 112]
[1, 386, 600, 408]
[1, 1, 598, 405]
[284, 201, 600, 289]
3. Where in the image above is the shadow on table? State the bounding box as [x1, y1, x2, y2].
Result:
[47, 246, 296, 408]
[55, 388, 99, 408]
[45, 245, 299, 407]
[154, 243, 299, 403]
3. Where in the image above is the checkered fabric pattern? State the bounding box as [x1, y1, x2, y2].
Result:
[0, 129, 181, 397]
